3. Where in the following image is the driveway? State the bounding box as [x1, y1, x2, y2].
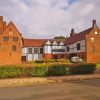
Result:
[0, 79, 100, 100]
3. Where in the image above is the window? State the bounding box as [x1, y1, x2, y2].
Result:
[91, 44, 95, 53]
[13, 37, 18, 42]
[12, 45, 17, 51]
[40, 48, 43, 54]
[67, 46, 69, 52]
[77, 43, 80, 50]
[34, 48, 39, 54]
[28, 48, 32, 54]
[91, 38, 94, 43]
[3, 36, 9, 41]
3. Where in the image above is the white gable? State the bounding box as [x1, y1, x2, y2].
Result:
[59, 41, 64, 45]
[45, 40, 51, 45]
[52, 41, 57, 45]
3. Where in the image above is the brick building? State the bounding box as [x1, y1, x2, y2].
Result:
[66, 20, 100, 63]
[0, 16, 100, 64]
[0, 16, 22, 65]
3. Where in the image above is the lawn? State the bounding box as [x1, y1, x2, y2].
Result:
[96, 64, 100, 68]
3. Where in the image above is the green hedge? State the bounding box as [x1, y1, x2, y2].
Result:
[48, 65, 68, 76]
[0, 63, 96, 79]
[69, 63, 96, 74]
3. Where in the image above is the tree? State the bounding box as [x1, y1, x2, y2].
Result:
[54, 36, 65, 39]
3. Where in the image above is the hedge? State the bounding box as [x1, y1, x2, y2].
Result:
[0, 63, 96, 79]
[69, 63, 96, 74]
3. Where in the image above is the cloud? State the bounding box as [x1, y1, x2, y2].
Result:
[0, 0, 100, 39]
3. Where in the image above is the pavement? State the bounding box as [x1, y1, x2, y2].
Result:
[0, 73, 100, 88]
[0, 79, 100, 100]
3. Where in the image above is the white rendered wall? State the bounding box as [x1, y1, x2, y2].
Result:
[43, 46, 51, 54]
[28, 54, 33, 61]
[67, 39, 86, 54]
[22, 48, 27, 53]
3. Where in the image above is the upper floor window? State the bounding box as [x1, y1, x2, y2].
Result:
[34, 48, 39, 54]
[67, 46, 70, 52]
[28, 48, 32, 54]
[12, 45, 17, 51]
[40, 48, 43, 54]
[77, 43, 80, 50]
[13, 37, 18, 42]
[3, 36, 9, 41]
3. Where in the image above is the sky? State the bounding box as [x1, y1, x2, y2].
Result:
[0, 0, 100, 39]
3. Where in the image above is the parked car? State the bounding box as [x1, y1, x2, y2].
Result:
[71, 56, 83, 63]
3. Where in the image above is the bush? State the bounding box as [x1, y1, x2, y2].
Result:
[0, 67, 26, 78]
[0, 63, 96, 79]
[35, 59, 58, 63]
[26, 67, 48, 77]
[69, 63, 96, 75]
[48, 64, 68, 76]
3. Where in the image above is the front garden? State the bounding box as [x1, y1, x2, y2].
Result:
[0, 59, 97, 79]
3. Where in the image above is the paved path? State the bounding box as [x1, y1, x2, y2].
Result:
[0, 79, 100, 100]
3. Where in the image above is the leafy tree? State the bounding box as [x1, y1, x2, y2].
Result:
[54, 36, 65, 39]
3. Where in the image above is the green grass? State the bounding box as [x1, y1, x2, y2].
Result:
[96, 64, 100, 68]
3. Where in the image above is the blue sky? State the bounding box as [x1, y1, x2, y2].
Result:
[0, 0, 100, 39]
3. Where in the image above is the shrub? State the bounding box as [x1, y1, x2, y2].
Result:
[35, 59, 58, 64]
[48, 64, 68, 76]
[26, 67, 48, 77]
[69, 63, 96, 75]
[0, 67, 26, 78]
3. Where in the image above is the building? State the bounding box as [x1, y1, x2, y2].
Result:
[0, 16, 100, 64]
[22, 38, 66, 61]
[0, 16, 22, 65]
[66, 20, 100, 63]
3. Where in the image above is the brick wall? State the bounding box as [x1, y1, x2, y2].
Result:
[86, 26, 100, 63]
[0, 19, 22, 65]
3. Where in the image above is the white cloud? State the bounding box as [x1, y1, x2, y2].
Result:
[0, 0, 100, 38]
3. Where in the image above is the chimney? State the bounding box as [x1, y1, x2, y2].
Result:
[0, 16, 3, 33]
[0, 16, 3, 22]
[70, 28, 75, 37]
[3, 21, 6, 29]
[92, 20, 96, 28]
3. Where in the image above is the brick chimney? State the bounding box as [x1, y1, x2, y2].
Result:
[92, 20, 96, 28]
[70, 28, 76, 37]
[3, 21, 6, 29]
[0, 16, 3, 33]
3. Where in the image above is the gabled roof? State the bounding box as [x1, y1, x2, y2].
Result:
[66, 27, 93, 45]
[23, 38, 47, 47]
[0, 21, 21, 35]
[23, 38, 66, 47]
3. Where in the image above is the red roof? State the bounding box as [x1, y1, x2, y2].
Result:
[66, 28, 93, 45]
[23, 38, 66, 47]
[23, 38, 47, 47]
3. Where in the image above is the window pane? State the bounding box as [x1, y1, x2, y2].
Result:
[34, 48, 38, 54]
[12, 45, 17, 51]
[3, 36, 9, 41]
[28, 48, 32, 54]
[13, 37, 18, 41]
[67, 46, 69, 52]
[40, 48, 43, 54]
[77, 43, 80, 50]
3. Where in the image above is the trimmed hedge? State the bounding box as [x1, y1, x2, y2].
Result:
[48, 65, 68, 76]
[0, 63, 96, 78]
[69, 63, 96, 74]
